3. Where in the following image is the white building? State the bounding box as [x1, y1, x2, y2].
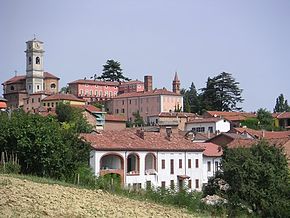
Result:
[83, 128, 222, 191]
[185, 117, 231, 134]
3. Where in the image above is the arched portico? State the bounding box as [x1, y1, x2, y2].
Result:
[145, 153, 157, 175]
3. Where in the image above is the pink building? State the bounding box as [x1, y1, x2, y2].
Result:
[107, 74, 183, 123]
[68, 79, 119, 102]
[118, 80, 144, 94]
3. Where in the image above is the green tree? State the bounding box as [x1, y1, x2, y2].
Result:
[133, 110, 144, 127]
[240, 117, 259, 129]
[97, 59, 130, 82]
[257, 108, 274, 130]
[182, 83, 201, 114]
[200, 72, 243, 111]
[0, 110, 90, 179]
[224, 141, 290, 217]
[205, 141, 290, 217]
[274, 94, 289, 112]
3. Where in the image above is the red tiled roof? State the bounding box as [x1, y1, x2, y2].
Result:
[157, 112, 197, 118]
[274, 112, 290, 119]
[233, 127, 290, 139]
[105, 114, 126, 122]
[186, 117, 224, 124]
[120, 80, 143, 85]
[205, 111, 256, 121]
[43, 72, 60, 79]
[0, 102, 7, 109]
[196, 142, 223, 157]
[68, 79, 119, 86]
[81, 129, 204, 151]
[113, 88, 181, 99]
[42, 93, 86, 102]
[2, 72, 59, 85]
[2, 75, 26, 85]
[226, 137, 290, 149]
[72, 104, 102, 113]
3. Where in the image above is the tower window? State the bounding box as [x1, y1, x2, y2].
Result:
[37, 85, 40, 90]
[36, 57, 40, 64]
[50, 83, 56, 89]
[29, 57, 32, 65]
[10, 86, 14, 91]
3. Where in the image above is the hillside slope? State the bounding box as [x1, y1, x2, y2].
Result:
[0, 175, 195, 217]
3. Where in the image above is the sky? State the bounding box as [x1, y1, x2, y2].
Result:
[1, 0, 290, 112]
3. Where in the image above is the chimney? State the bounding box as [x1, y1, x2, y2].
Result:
[144, 75, 153, 92]
[136, 129, 145, 139]
[165, 127, 172, 140]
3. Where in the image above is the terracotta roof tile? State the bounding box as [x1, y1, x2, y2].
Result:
[68, 79, 119, 86]
[113, 88, 181, 99]
[2, 72, 59, 85]
[120, 80, 143, 85]
[233, 127, 290, 139]
[82, 129, 204, 151]
[42, 93, 86, 102]
[105, 114, 126, 122]
[196, 142, 223, 157]
[186, 117, 224, 124]
[205, 111, 256, 121]
[157, 112, 198, 118]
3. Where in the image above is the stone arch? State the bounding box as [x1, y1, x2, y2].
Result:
[145, 153, 157, 174]
[127, 152, 140, 174]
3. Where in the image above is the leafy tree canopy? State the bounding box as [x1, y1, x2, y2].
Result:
[204, 140, 290, 217]
[97, 59, 130, 82]
[200, 72, 243, 111]
[182, 82, 201, 114]
[133, 110, 144, 127]
[274, 93, 289, 112]
[256, 108, 274, 130]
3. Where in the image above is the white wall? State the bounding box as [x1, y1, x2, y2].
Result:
[202, 156, 222, 184]
[185, 119, 230, 133]
[90, 150, 205, 191]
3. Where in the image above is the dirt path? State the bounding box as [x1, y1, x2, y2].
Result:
[0, 175, 197, 217]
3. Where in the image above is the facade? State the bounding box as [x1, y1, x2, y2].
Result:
[203, 111, 256, 127]
[83, 129, 222, 190]
[2, 39, 59, 110]
[148, 112, 198, 130]
[273, 112, 290, 130]
[118, 80, 144, 94]
[185, 117, 231, 134]
[41, 93, 86, 108]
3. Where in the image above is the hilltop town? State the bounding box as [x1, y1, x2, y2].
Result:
[1, 39, 290, 217]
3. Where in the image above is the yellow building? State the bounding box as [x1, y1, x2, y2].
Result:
[41, 93, 86, 108]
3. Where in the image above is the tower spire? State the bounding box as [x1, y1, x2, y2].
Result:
[172, 72, 180, 94]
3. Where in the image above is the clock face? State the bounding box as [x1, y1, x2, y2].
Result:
[35, 43, 40, 49]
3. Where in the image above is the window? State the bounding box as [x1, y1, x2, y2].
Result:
[196, 127, 205, 132]
[50, 83, 56, 89]
[95, 90, 98, 96]
[80, 90, 83, 95]
[179, 159, 182, 168]
[161, 159, 165, 169]
[100, 91, 102, 96]
[26, 100, 29, 104]
[90, 90, 93, 96]
[129, 100, 132, 104]
[109, 91, 112, 97]
[195, 179, 199, 189]
[36, 57, 40, 64]
[52, 103, 54, 107]
[121, 108, 125, 113]
[207, 161, 211, 172]
[32, 98, 34, 103]
[170, 180, 174, 189]
[195, 159, 199, 168]
[208, 126, 213, 133]
[29, 57, 32, 64]
[28, 85, 31, 90]
[38, 98, 40, 103]
[37, 85, 40, 90]
[47, 103, 50, 107]
[215, 161, 219, 172]
[170, 159, 174, 174]
[116, 109, 119, 114]
[122, 100, 125, 105]
[105, 91, 108, 97]
[43, 103, 46, 106]
[56, 102, 58, 106]
[188, 159, 191, 168]
[161, 181, 166, 189]
[10, 86, 14, 91]
[188, 180, 192, 189]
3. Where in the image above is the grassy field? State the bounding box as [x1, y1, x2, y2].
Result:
[0, 174, 202, 217]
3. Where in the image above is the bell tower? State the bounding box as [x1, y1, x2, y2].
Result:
[172, 72, 180, 94]
[25, 38, 44, 94]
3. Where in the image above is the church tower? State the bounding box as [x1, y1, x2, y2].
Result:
[172, 72, 180, 94]
[25, 38, 44, 94]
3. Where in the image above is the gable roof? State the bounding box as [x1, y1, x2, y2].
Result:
[196, 142, 223, 157]
[82, 129, 204, 151]
[68, 79, 119, 86]
[2, 72, 59, 85]
[42, 93, 86, 102]
[105, 114, 126, 122]
[273, 112, 290, 119]
[204, 111, 256, 122]
[232, 127, 290, 139]
[113, 88, 181, 99]
[186, 117, 226, 124]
